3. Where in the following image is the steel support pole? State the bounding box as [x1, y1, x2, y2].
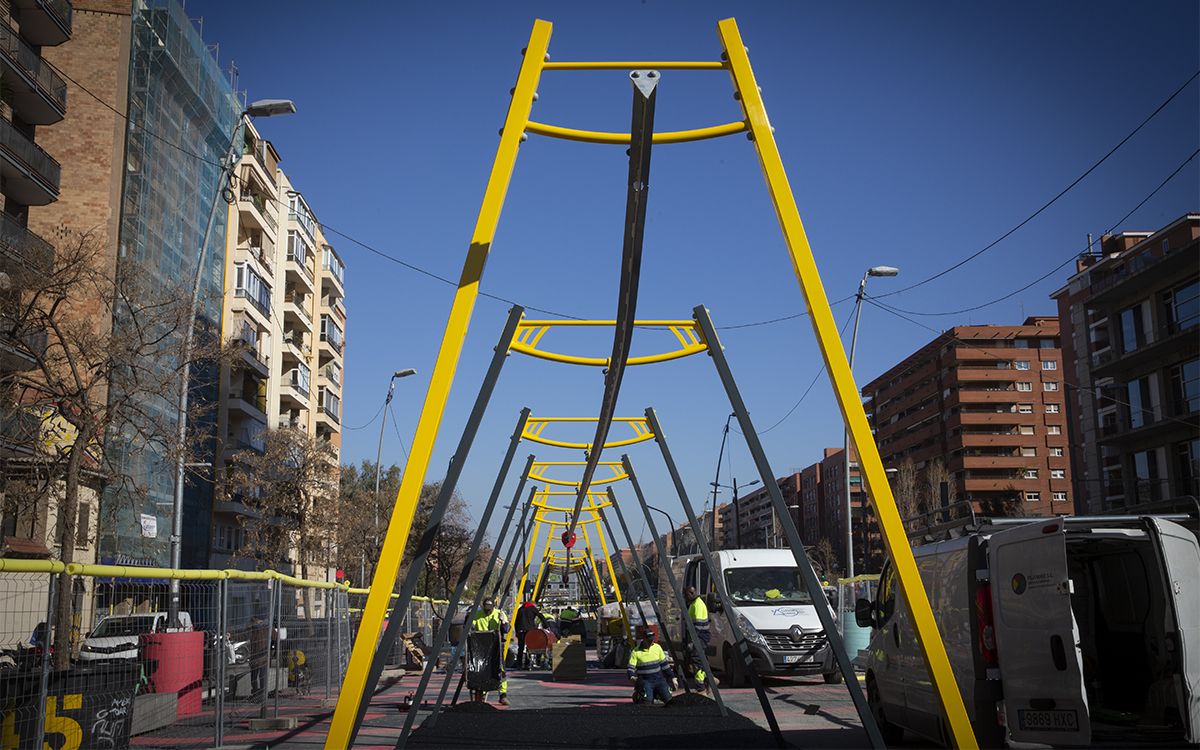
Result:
[596, 503, 643, 640]
[567, 69, 658, 537]
[492, 486, 538, 600]
[33, 572, 57, 749]
[427, 473, 537, 728]
[579, 525, 607, 604]
[262, 579, 277, 719]
[717, 19, 975, 749]
[325, 584, 333, 703]
[623, 460, 728, 714]
[349, 309, 526, 744]
[639, 418, 785, 745]
[393, 412, 531, 747]
[843, 274, 867, 578]
[604, 487, 672, 637]
[215, 577, 228, 747]
[326, 23, 551, 750]
[692, 305, 883, 748]
[273, 582, 284, 718]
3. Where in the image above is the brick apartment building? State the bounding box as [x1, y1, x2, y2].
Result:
[716, 473, 803, 549]
[1051, 214, 1198, 513]
[862, 316, 1073, 516]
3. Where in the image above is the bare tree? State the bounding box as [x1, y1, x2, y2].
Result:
[225, 426, 338, 618]
[978, 486, 1027, 518]
[924, 457, 958, 515]
[891, 458, 921, 525]
[812, 537, 839, 582]
[1, 231, 223, 667]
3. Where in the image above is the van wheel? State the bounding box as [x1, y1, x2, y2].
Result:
[822, 670, 843, 684]
[722, 647, 747, 688]
[866, 674, 903, 744]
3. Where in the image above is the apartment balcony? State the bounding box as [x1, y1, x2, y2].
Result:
[276, 415, 307, 432]
[281, 331, 309, 363]
[238, 189, 278, 236]
[226, 417, 267, 456]
[226, 390, 267, 425]
[229, 317, 269, 378]
[951, 389, 1021, 405]
[280, 369, 311, 409]
[285, 244, 315, 292]
[321, 245, 345, 298]
[284, 291, 313, 330]
[316, 393, 340, 428]
[0, 116, 60, 204]
[950, 455, 1033, 471]
[11, 0, 72, 46]
[963, 478, 1043, 493]
[240, 142, 275, 194]
[954, 367, 1023, 382]
[950, 411, 1037, 428]
[1091, 322, 1200, 380]
[320, 363, 342, 392]
[1086, 244, 1198, 308]
[0, 315, 45, 371]
[0, 20, 66, 123]
[319, 316, 343, 356]
[232, 286, 271, 326]
[1098, 406, 1199, 450]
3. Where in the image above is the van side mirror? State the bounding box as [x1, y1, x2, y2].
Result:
[854, 598, 875, 629]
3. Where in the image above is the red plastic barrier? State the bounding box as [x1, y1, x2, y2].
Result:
[141, 630, 204, 717]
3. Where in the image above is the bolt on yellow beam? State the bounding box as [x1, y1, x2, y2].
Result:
[716, 17, 977, 750]
[324, 19, 553, 750]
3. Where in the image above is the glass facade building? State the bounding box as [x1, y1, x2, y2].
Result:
[99, 0, 240, 566]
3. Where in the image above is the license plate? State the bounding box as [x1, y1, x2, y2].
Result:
[783, 655, 809, 664]
[1017, 709, 1079, 732]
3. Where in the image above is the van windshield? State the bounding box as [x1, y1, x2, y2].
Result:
[91, 618, 155, 637]
[723, 567, 813, 606]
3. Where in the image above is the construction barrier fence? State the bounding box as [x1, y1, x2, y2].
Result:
[0, 560, 446, 749]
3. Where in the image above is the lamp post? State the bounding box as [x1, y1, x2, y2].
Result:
[168, 99, 295, 626]
[770, 504, 802, 548]
[843, 265, 899, 578]
[708, 413, 734, 547]
[711, 478, 759, 548]
[644, 504, 679, 557]
[367, 369, 417, 581]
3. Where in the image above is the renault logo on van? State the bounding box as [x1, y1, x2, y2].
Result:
[1011, 573, 1027, 595]
[788, 625, 804, 643]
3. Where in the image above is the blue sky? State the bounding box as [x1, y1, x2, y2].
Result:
[196, 1, 1198, 541]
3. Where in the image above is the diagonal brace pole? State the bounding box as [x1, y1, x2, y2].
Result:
[348, 308, 526, 745]
[395, 414, 533, 747]
[692, 305, 884, 748]
[640, 415, 784, 746]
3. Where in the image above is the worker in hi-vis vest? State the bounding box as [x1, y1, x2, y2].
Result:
[470, 598, 510, 705]
[627, 625, 678, 704]
[684, 586, 718, 692]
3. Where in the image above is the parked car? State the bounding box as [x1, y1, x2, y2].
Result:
[857, 514, 1198, 747]
[665, 548, 841, 686]
[78, 611, 194, 662]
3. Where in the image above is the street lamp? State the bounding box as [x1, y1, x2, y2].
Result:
[368, 369, 418, 579]
[770, 503, 802, 548]
[711, 478, 760, 548]
[644, 504, 679, 557]
[168, 99, 295, 626]
[843, 265, 899, 578]
[708, 413, 735, 547]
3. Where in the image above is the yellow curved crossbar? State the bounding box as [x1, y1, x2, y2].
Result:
[530, 466, 629, 487]
[511, 319, 707, 366]
[542, 61, 727, 70]
[522, 416, 655, 450]
[525, 120, 746, 145]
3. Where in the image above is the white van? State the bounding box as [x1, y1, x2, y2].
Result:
[857, 515, 1198, 747]
[79, 611, 194, 662]
[666, 549, 840, 686]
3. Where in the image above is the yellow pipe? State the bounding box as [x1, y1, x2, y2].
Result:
[525, 119, 746, 145]
[326, 21, 552, 747]
[541, 60, 727, 70]
[530, 461, 623, 466]
[517, 319, 697, 327]
[528, 416, 646, 422]
[579, 528, 607, 605]
[0, 559, 66, 574]
[521, 431, 654, 450]
[592, 516, 622, 603]
[717, 17, 977, 749]
[509, 339, 706, 367]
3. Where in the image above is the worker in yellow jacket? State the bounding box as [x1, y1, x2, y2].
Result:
[470, 598, 510, 705]
[684, 586, 718, 692]
[628, 625, 677, 704]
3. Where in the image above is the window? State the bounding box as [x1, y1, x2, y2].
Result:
[1051, 447, 1064, 457]
[1039, 339, 1056, 349]
[1042, 360, 1058, 370]
[1120, 305, 1145, 353]
[874, 564, 897, 627]
[1046, 403, 1060, 413]
[1048, 425, 1062, 435]
[1021, 447, 1037, 457]
[1051, 469, 1065, 479]
[1015, 361, 1031, 371]
[1024, 491, 1040, 502]
[76, 502, 90, 549]
[1052, 491, 1068, 503]
[1164, 279, 1199, 333]
[1024, 469, 1039, 479]
[1015, 339, 1030, 349]
[1178, 439, 1199, 492]
[1018, 404, 1033, 414]
[1020, 425, 1035, 435]
[1044, 381, 1059, 392]
[320, 315, 344, 352]
[1133, 449, 1161, 503]
[1127, 376, 1152, 428]
[1016, 382, 1033, 392]
[1170, 359, 1199, 415]
[234, 263, 271, 316]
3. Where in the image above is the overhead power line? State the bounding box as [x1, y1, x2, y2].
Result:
[875, 69, 1199, 299]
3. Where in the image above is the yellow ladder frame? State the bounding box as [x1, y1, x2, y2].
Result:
[328, 17, 975, 749]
